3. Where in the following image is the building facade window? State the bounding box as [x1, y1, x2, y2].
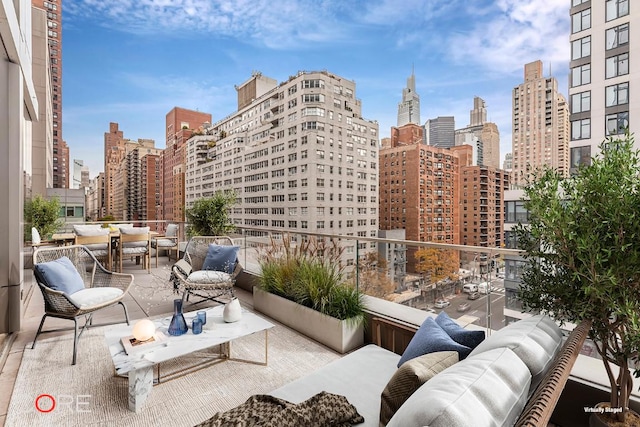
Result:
[572, 0, 588, 5]
[572, 36, 591, 60]
[606, 0, 629, 21]
[571, 8, 591, 33]
[571, 63, 591, 87]
[606, 23, 629, 50]
[605, 82, 629, 107]
[571, 145, 592, 171]
[571, 91, 591, 113]
[606, 53, 629, 78]
[606, 112, 629, 135]
[571, 118, 591, 140]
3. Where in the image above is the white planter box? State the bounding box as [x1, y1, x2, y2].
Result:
[253, 287, 364, 354]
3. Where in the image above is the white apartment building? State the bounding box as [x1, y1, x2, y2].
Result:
[569, 0, 639, 166]
[185, 71, 380, 263]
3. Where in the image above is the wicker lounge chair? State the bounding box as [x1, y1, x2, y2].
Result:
[32, 245, 133, 365]
[171, 236, 241, 305]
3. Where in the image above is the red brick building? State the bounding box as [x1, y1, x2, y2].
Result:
[163, 107, 212, 222]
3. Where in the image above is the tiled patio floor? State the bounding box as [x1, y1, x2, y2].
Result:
[0, 255, 248, 426]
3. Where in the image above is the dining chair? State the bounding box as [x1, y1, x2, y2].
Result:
[151, 223, 179, 267]
[74, 232, 112, 270]
[117, 226, 151, 273]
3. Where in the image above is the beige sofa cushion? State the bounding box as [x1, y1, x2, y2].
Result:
[380, 351, 458, 426]
[467, 314, 563, 391]
[387, 347, 531, 427]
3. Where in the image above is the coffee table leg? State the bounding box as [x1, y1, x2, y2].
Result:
[128, 366, 153, 412]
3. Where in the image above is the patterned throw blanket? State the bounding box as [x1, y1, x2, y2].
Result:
[195, 391, 364, 427]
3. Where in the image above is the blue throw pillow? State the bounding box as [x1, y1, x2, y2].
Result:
[202, 244, 239, 274]
[398, 317, 471, 367]
[435, 311, 485, 349]
[34, 256, 85, 295]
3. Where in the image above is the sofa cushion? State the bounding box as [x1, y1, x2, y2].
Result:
[468, 314, 563, 391]
[202, 244, 239, 274]
[435, 311, 485, 349]
[34, 256, 85, 295]
[397, 317, 471, 367]
[380, 351, 458, 426]
[387, 347, 531, 427]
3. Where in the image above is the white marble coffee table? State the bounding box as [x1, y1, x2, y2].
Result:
[104, 304, 274, 412]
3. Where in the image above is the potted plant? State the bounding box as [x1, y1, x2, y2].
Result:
[513, 132, 640, 425]
[254, 235, 366, 353]
[24, 194, 63, 240]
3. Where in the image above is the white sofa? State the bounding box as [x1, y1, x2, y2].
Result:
[269, 315, 565, 427]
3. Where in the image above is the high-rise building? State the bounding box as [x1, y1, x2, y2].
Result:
[32, 0, 65, 188]
[511, 60, 570, 187]
[454, 97, 501, 168]
[425, 116, 455, 148]
[569, 0, 638, 169]
[503, 152, 513, 170]
[72, 159, 83, 189]
[104, 123, 125, 216]
[30, 6, 53, 196]
[86, 172, 105, 220]
[453, 144, 509, 254]
[380, 123, 460, 273]
[185, 70, 380, 259]
[163, 107, 212, 222]
[397, 70, 420, 127]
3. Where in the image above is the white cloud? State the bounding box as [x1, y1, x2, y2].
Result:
[65, 0, 351, 48]
[448, 0, 570, 75]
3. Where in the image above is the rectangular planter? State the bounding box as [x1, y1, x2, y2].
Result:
[253, 287, 364, 354]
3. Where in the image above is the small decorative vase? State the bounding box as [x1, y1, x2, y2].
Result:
[223, 297, 242, 323]
[168, 299, 188, 336]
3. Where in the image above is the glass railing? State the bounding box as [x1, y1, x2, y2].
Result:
[227, 226, 523, 333]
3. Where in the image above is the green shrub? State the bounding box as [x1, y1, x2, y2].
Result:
[257, 235, 365, 322]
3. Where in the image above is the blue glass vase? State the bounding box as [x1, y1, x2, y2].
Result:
[168, 299, 188, 336]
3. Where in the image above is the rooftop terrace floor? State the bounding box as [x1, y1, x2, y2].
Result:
[0, 255, 284, 426]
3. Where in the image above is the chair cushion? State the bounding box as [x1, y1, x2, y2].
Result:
[435, 311, 485, 349]
[165, 224, 179, 237]
[113, 223, 134, 229]
[74, 225, 109, 236]
[84, 243, 108, 251]
[67, 287, 124, 309]
[34, 256, 85, 295]
[380, 351, 458, 426]
[467, 314, 563, 391]
[387, 347, 531, 427]
[121, 246, 148, 255]
[202, 244, 239, 274]
[121, 227, 150, 248]
[397, 317, 471, 367]
[154, 238, 177, 248]
[187, 270, 232, 284]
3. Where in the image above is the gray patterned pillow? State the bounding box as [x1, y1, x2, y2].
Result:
[380, 351, 458, 426]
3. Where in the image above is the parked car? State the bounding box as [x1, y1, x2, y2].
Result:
[468, 291, 480, 300]
[434, 299, 450, 309]
[457, 302, 471, 312]
[478, 282, 492, 294]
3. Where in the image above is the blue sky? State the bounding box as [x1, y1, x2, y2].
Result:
[62, 0, 570, 178]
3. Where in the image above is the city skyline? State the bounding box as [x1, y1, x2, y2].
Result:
[62, 0, 571, 178]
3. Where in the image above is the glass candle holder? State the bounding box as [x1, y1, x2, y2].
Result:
[192, 317, 203, 335]
[197, 310, 207, 325]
